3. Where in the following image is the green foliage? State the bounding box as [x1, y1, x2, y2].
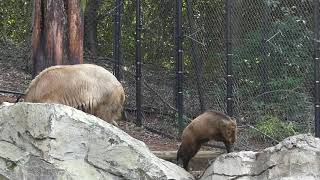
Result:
[95, 0, 115, 58]
[254, 115, 297, 141]
[81, 0, 87, 12]
[0, 0, 32, 44]
[232, 2, 314, 140]
[6, 160, 17, 171]
[233, 3, 312, 98]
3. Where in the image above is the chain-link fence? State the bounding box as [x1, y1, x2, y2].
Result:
[184, 0, 316, 150]
[233, 0, 315, 149]
[0, 0, 318, 150]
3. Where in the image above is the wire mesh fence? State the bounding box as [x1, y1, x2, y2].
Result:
[137, 0, 178, 136]
[181, 0, 316, 150]
[0, 0, 318, 150]
[232, 0, 315, 148]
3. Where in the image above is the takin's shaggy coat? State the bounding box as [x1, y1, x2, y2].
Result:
[24, 64, 125, 126]
[176, 110, 237, 171]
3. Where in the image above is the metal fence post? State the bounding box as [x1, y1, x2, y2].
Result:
[114, 0, 122, 80]
[225, 0, 233, 117]
[314, 0, 320, 137]
[135, 0, 142, 127]
[261, 0, 270, 99]
[175, 0, 184, 133]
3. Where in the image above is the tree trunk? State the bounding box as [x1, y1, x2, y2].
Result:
[44, 0, 66, 66]
[31, 0, 45, 77]
[31, 0, 84, 77]
[67, 0, 84, 64]
[84, 0, 99, 58]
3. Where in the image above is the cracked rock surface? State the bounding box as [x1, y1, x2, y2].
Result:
[200, 134, 320, 180]
[0, 102, 194, 180]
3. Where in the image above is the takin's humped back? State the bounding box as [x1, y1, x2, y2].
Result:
[24, 64, 125, 126]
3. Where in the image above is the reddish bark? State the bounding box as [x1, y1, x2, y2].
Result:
[67, 0, 84, 64]
[31, 0, 45, 77]
[44, 0, 65, 66]
[31, 0, 84, 76]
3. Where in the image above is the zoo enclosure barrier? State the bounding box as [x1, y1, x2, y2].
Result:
[125, 0, 320, 149]
[108, 0, 320, 149]
[0, 0, 319, 151]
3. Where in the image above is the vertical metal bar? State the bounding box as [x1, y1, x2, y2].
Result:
[135, 0, 142, 127]
[114, 0, 122, 80]
[225, 0, 233, 116]
[175, 0, 184, 133]
[185, 0, 206, 113]
[314, 0, 320, 137]
[261, 1, 269, 99]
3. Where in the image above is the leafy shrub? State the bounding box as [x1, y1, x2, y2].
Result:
[253, 115, 297, 142]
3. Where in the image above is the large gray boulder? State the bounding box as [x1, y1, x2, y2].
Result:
[0, 102, 194, 180]
[200, 134, 320, 180]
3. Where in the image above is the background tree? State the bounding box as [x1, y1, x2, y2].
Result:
[31, 0, 84, 77]
[67, 0, 84, 65]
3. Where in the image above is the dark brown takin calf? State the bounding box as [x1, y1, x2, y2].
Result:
[176, 110, 237, 171]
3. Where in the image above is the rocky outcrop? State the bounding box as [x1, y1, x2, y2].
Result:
[200, 134, 320, 180]
[0, 102, 194, 180]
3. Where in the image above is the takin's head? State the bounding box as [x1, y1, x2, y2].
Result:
[222, 118, 237, 152]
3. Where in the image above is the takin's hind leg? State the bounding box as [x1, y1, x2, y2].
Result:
[94, 104, 118, 126]
[224, 142, 234, 153]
